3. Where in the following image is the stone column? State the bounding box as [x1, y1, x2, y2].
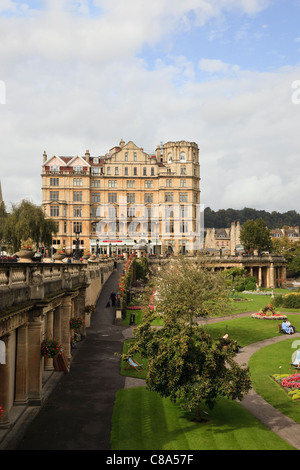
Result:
[61, 295, 73, 361]
[0, 334, 12, 427]
[269, 262, 275, 289]
[258, 266, 262, 287]
[53, 306, 62, 345]
[27, 318, 43, 405]
[44, 309, 54, 371]
[14, 324, 29, 406]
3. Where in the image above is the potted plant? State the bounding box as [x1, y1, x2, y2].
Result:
[16, 238, 35, 261]
[70, 316, 85, 330]
[84, 305, 96, 315]
[41, 339, 62, 358]
[53, 246, 66, 261]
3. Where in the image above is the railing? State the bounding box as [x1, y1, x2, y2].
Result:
[0, 260, 114, 313]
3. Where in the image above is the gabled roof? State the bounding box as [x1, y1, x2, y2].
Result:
[43, 155, 91, 167]
[43, 155, 67, 167]
[68, 155, 91, 167]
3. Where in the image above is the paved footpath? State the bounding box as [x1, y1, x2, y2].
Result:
[2, 281, 300, 449]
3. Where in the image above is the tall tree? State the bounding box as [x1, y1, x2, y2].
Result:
[126, 258, 251, 421]
[5, 199, 57, 253]
[240, 218, 272, 254]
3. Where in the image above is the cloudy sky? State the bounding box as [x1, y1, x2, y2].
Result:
[1, 0, 300, 213]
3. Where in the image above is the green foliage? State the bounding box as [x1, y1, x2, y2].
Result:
[223, 267, 256, 292]
[127, 313, 251, 419]
[156, 257, 231, 321]
[235, 276, 257, 292]
[125, 258, 251, 419]
[5, 199, 57, 252]
[240, 218, 272, 254]
[204, 206, 300, 229]
[135, 257, 149, 280]
[274, 293, 300, 309]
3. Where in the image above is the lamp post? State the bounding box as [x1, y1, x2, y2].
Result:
[74, 229, 81, 260]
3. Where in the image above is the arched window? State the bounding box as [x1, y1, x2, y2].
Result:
[180, 151, 186, 162]
[168, 153, 172, 163]
[0, 340, 6, 364]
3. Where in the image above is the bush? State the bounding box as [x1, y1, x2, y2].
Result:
[282, 293, 300, 309]
[135, 257, 149, 280]
[235, 276, 257, 292]
[273, 295, 283, 307]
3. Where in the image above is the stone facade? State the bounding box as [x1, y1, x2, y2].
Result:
[204, 221, 241, 255]
[42, 139, 201, 256]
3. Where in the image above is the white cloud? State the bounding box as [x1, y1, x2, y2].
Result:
[1, 0, 299, 216]
[199, 58, 240, 74]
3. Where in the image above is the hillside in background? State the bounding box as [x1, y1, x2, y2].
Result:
[204, 207, 300, 229]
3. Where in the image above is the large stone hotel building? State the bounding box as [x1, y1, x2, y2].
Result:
[42, 139, 201, 256]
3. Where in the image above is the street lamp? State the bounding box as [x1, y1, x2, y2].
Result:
[96, 238, 99, 257]
[74, 228, 81, 260]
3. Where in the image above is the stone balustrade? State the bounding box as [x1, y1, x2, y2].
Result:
[0, 258, 117, 430]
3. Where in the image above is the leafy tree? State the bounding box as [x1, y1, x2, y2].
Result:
[126, 258, 251, 421]
[287, 244, 300, 276]
[222, 267, 256, 292]
[5, 199, 57, 253]
[155, 256, 231, 320]
[240, 218, 272, 254]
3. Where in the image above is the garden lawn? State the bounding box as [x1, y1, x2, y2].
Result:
[249, 338, 300, 424]
[120, 339, 147, 380]
[230, 291, 299, 315]
[202, 314, 300, 348]
[111, 387, 295, 450]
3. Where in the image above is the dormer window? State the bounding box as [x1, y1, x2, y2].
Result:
[73, 166, 82, 174]
[93, 157, 99, 164]
[50, 165, 60, 173]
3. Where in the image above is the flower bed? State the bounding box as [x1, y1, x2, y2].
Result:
[251, 303, 287, 320]
[282, 374, 300, 389]
[251, 312, 287, 320]
[272, 373, 300, 400]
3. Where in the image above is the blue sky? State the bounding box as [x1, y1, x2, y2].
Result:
[1, 0, 300, 213]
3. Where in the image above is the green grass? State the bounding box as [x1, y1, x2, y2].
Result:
[120, 339, 147, 380]
[122, 291, 300, 327]
[249, 339, 300, 424]
[113, 289, 300, 450]
[202, 314, 300, 347]
[111, 388, 295, 450]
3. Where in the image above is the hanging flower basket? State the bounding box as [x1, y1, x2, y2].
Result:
[70, 317, 85, 330]
[0, 405, 3, 418]
[41, 339, 62, 358]
[84, 305, 96, 315]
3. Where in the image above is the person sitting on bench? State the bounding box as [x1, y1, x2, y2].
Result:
[282, 320, 295, 334]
